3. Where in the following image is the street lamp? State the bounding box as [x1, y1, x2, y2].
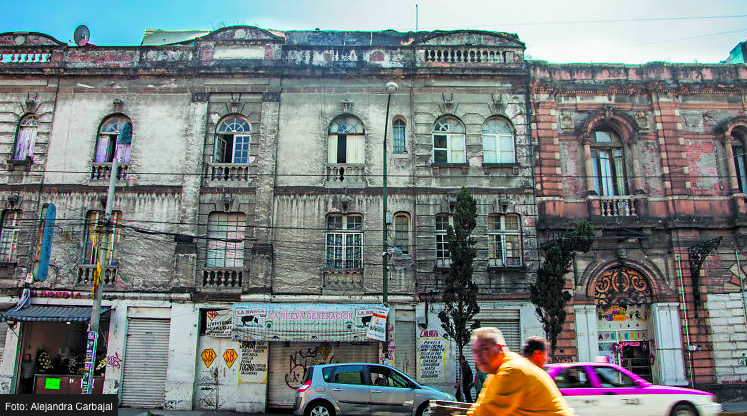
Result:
[382, 81, 398, 306]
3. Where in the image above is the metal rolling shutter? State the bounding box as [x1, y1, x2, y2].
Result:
[464, 310, 521, 374]
[0, 322, 7, 367]
[395, 320, 416, 378]
[267, 342, 378, 408]
[121, 318, 171, 408]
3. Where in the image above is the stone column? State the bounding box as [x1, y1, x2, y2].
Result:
[574, 304, 599, 362]
[583, 142, 596, 194]
[651, 302, 688, 386]
[628, 143, 645, 194]
[724, 140, 740, 192]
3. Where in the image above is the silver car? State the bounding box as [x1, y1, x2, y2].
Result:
[294, 363, 456, 416]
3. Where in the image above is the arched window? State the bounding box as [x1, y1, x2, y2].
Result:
[487, 214, 521, 267]
[590, 129, 627, 196]
[393, 212, 410, 254]
[730, 127, 747, 192]
[325, 214, 363, 269]
[432, 117, 465, 164]
[328, 115, 365, 164]
[393, 118, 406, 154]
[482, 118, 515, 164]
[96, 116, 132, 163]
[14, 115, 38, 161]
[214, 116, 251, 164]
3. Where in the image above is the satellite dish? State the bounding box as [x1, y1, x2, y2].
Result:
[74, 25, 90, 47]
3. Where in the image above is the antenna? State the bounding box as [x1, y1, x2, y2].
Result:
[74, 25, 90, 47]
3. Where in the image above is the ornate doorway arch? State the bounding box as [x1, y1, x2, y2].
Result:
[594, 265, 653, 306]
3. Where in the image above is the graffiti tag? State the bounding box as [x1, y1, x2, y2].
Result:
[284, 344, 338, 389]
[106, 352, 122, 369]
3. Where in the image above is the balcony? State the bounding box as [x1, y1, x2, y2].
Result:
[90, 162, 129, 181]
[202, 267, 243, 288]
[0, 52, 52, 64]
[325, 164, 365, 185]
[420, 48, 514, 64]
[205, 163, 254, 184]
[77, 265, 117, 287]
[322, 269, 363, 291]
[598, 196, 638, 217]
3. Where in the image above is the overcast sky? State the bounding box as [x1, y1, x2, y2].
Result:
[2, 0, 746, 64]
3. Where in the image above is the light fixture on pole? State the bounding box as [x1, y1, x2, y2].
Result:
[382, 81, 398, 306]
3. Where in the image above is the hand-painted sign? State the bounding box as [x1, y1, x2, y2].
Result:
[205, 309, 232, 338]
[223, 349, 238, 369]
[417, 338, 447, 382]
[33, 204, 56, 282]
[232, 303, 382, 342]
[366, 306, 389, 341]
[201, 348, 216, 368]
[238, 341, 268, 383]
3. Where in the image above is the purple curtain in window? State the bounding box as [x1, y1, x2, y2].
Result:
[95, 136, 110, 163]
[114, 143, 131, 163]
[13, 127, 36, 161]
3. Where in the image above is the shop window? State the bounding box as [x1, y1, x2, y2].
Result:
[435, 214, 453, 268]
[328, 115, 365, 164]
[95, 116, 132, 163]
[0, 210, 21, 263]
[206, 212, 245, 268]
[393, 212, 410, 255]
[432, 117, 466, 164]
[487, 214, 521, 267]
[393, 118, 406, 154]
[482, 117, 515, 164]
[214, 115, 251, 164]
[14, 115, 38, 162]
[590, 130, 627, 196]
[325, 214, 363, 269]
[81, 210, 122, 266]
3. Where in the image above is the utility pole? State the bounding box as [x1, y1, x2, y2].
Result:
[381, 82, 398, 366]
[83, 158, 118, 394]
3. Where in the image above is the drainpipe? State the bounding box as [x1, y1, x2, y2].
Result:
[735, 250, 747, 340]
[676, 254, 694, 388]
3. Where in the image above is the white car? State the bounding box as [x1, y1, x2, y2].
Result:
[545, 362, 721, 416]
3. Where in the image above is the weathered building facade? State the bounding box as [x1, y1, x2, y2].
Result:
[0, 27, 545, 411]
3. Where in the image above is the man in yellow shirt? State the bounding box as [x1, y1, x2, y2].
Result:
[468, 327, 573, 416]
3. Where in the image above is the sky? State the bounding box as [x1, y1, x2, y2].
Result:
[1, 0, 746, 64]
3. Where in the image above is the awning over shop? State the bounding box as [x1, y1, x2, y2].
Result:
[1, 305, 111, 322]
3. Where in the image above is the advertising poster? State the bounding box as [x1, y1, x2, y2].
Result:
[417, 337, 447, 382]
[205, 309, 232, 338]
[238, 341, 269, 383]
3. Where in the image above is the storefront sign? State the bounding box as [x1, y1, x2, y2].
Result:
[366, 306, 389, 341]
[201, 348, 216, 368]
[238, 341, 268, 383]
[223, 349, 238, 369]
[205, 309, 232, 338]
[417, 338, 447, 382]
[232, 303, 382, 342]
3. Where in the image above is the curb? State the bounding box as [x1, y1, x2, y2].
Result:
[721, 412, 747, 416]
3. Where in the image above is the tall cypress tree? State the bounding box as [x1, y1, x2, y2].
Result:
[438, 187, 480, 401]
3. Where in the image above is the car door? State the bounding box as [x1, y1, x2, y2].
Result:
[552, 365, 599, 416]
[367, 365, 415, 416]
[588, 365, 653, 416]
[327, 365, 371, 415]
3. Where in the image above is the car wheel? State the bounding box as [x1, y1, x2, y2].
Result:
[306, 401, 334, 416]
[670, 403, 698, 416]
[416, 402, 431, 416]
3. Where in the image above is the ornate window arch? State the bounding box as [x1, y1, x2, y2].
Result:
[214, 115, 251, 164]
[95, 115, 132, 163]
[592, 265, 653, 307]
[328, 115, 365, 164]
[432, 116, 466, 164]
[715, 116, 747, 195]
[482, 117, 515, 164]
[13, 114, 38, 162]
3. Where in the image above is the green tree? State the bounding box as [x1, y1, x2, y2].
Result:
[438, 187, 480, 402]
[530, 220, 594, 358]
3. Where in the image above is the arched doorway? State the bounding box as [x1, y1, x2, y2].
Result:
[594, 265, 654, 381]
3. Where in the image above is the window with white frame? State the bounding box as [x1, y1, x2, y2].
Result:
[82, 210, 122, 266]
[393, 212, 410, 254]
[206, 212, 245, 268]
[432, 117, 466, 164]
[482, 118, 515, 164]
[325, 214, 363, 269]
[590, 130, 627, 196]
[214, 116, 251, 164]
[435, 214, 453, 267]
[95, 116, 132, 163]
[328, 116, 365, 164]
[393, 119, 406, 154]
[487, 214, 522, 267]
[14, 115, 38, 162]
[0, 210, 21, 262]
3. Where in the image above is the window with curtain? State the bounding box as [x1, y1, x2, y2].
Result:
[206, 212, 246, 268]
[590, 130, 627, 196]
[214, 116, 251, 164]
[393, 119, 406, 154]
[328, 115, 365, 164]
[482, 118, 515, 164]
[0, 210, 21, 262]
[325, 214, 363, 269]
[435, 214, 453, 267]
[393, 213, 410, 254]
[14, 115, 38, 161]
[82, 210, 122, 266]
[432, 117, 466, 164]
[96, 116, 132, 163]
[487, 214, 522, 267]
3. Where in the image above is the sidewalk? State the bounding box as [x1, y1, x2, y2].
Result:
[723, 400, 747, 416]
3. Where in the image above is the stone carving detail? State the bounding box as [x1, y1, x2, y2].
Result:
[635, 111, 648, 129]
[439, 93, 457, 114]
[559, 111, 574, 130]
[594, 266, 652, 306]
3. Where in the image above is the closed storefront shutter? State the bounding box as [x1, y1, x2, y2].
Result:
[464, 310, 521, 374]
[394, 320, 416, 378]
[0, 322, 7, 368]
[267, 341, 378, 408]
[121, 318, 171, 408]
